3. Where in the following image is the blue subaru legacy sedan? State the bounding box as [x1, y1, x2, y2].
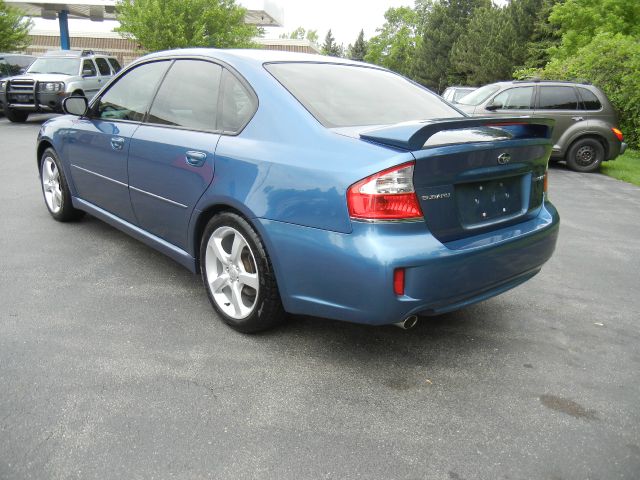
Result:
[37, 49, 559, 332]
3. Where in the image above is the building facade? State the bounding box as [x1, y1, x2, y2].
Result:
[25, 32, 320, 66]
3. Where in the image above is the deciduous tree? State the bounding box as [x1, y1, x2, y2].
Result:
[116, 0, 260, 51]
[364, 7, 419, 78]
[280, 26, 318, 43]
[0, 0, 32, 52]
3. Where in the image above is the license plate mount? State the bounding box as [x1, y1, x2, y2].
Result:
[457, 176, 524, 226]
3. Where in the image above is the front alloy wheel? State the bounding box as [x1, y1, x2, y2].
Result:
[42, 156, 63, 214]
[200, 212, 284, 333]
[39, 148, 84, 222]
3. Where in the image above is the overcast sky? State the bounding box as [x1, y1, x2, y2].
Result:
[30, 0, 415, 46]
[263, 0, 414, 46]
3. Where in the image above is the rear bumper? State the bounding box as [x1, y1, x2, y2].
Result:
[258, 201, 560, 325]
[619, 142, 628, 156]
[606, 139, 627, 161]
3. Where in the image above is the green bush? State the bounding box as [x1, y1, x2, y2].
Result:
[519, 33, 640, 148]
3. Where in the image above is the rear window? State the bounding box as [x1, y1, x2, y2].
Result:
[95, 57, 111, 76]
[265, 63, 461, 128]
[578, 87, 602, 110]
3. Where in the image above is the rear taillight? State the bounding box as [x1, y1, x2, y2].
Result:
[612, 128, 624, 142]
[347, 162, 423, 220]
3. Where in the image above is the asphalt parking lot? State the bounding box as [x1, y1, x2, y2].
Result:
[1, 114, 639, 480]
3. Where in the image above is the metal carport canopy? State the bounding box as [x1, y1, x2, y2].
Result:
[6, 0, 283, 50]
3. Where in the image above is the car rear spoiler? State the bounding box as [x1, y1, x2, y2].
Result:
[359, 117, 554, 151]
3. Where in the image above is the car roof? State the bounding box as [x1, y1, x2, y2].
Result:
[494, 79, 593, 87]
[139, 48, 370, 67]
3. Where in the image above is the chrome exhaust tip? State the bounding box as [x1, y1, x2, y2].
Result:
[393, 315, 418, 330]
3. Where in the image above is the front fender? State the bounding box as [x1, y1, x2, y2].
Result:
[36, 116, 81, 195]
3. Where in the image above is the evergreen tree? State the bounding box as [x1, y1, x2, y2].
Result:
[511, 0, 560, 70]
[414, 0, 490, 92]
[348, 29, 367, 61]
[321, 29, 342, 57]
[451, 5, 518, 85]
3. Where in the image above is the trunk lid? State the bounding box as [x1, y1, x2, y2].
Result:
[359, 117, 554, 243]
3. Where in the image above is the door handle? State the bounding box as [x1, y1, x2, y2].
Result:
[572, 116, 584, 122]
[110, 137, 125, 151]
[185, 151, 207, 167]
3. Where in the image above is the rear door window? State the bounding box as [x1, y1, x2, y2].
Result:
[538, 86, 579, 110]
[147, 59, 222, 131]
[108, 58, 122, 73]
[577, 87, 602, 111]
[491, 87, 534, 110]
[95, 57, 111, 76]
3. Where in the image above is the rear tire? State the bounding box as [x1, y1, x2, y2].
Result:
[5, 108, 29, 123]
[566, 138, 605, 173]
[200, 212, 285, 333]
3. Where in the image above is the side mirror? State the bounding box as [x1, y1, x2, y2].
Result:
[62, 96, 88, 116]
[82, 69, 95, 77]
[485, 102, 502, 111]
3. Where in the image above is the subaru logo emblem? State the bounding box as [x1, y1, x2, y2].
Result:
[497, 153, 511, 165]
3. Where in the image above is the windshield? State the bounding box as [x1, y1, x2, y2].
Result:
[27, 58, 80, 76]
[266, 63, 462, 128]
[454, 88, 475, 102]
[457, 84, 501, 106]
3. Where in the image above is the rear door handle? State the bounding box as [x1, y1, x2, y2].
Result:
[572, 116, 584, 122]
[185, 151, 207, 167]
[110, 137, 125, 151]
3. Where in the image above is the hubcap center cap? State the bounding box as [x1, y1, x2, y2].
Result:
[228, 264, 239, 281]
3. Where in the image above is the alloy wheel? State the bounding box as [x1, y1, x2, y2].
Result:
[42, 156, 63, 214]
[205, 226, 259, 319]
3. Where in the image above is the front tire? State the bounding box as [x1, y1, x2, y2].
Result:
[566, 138, 605, 173]
[5, 108, 29, 123]
[39, 148, 85, 222]
[200, 212, 285, 333]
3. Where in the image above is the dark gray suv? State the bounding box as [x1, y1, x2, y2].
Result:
[456, 80, 627, 172]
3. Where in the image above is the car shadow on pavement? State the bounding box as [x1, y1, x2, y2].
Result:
[65, 192, 514, 381]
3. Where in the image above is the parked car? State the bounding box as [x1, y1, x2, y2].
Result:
[36, 49, 559, 332]
[0, 54, 36, 117]
[442, 86, 476, 103]
[455, 80, 627, 172]
[0, 53, 36, 79]
[0, 49, 122, 122]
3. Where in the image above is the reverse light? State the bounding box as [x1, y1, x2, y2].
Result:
[393, 268, 405, 296]
[612, 128, 624, 142]
[347, 162, 423, 220]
